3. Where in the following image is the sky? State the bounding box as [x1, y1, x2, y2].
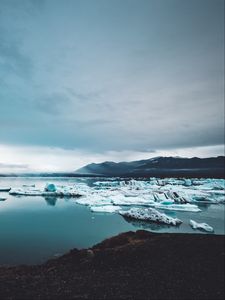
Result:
[0, 0, 224, 173]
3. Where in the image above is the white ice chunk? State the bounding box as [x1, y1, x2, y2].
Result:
[154, 203, 201, 212]
[10, 185, 83, 197]
[0, 187, 11, 192]
[189, 219, 214, 232]
[90, 205, 121, 213]
[120, 207, 182, 226]
[184, 179, 192, 186]
[10, 188, 44, 196]
[111, 195, 154, 206]
[76, 194, 112, 206]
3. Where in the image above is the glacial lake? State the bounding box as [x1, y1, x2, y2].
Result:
[0, 177, 224, 265]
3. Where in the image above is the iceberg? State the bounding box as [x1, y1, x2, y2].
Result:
[45, 183, 57, 192]
[189, 219, 214, 232]
[184, 179, 192, 186]
[119, 207, 182, 226]
[165, 191, 189, 204]
[7, 178, 225, 211]
[90, 205, 121, 213]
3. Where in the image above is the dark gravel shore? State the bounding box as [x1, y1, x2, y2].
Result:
[0, 230, 224, 300]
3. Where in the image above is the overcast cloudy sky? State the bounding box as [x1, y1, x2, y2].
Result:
[0, 0, 224, 172]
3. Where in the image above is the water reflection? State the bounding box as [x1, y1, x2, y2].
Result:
[195, 203, 211, 211]
[44, 197, 58, 206]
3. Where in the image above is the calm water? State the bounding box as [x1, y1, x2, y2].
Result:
[0, 177, 224, 265]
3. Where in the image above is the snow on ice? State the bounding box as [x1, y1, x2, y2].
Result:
[120, 207, 182, 226]
[189, 219, 214, 232]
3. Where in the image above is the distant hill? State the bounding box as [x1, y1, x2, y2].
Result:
[75, 156, 225, 178]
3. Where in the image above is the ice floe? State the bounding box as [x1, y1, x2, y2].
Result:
[0, 187, 11, 192]
[6, 178, 225, 227]
[154, 203, 201, 212]
[76, 194, 112, 206]
[120, 207, 182, 226]
[110, 195, 155, 206]
[10, 184, 83, 197]
[189, 219, 214, 232]
[90, 205, 121, 213]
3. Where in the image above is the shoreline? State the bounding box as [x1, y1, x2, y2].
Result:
[0, 230, 224, 299]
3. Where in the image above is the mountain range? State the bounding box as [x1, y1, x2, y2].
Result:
[75, 156, 225, 178]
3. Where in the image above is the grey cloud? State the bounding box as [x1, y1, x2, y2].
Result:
[0, 38, 33, 79]
[34, 93, 72, 115]
[0, 0, 223, 155]
[66, 88, 103, 103]
[0, 162, 29, 169]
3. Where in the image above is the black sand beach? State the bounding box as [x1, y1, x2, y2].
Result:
[0, 230, 224, 300]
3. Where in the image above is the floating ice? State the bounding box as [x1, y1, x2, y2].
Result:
[165, 191, 189, 204]
[153, 192, 168, 202]
[120, 207, 182, 226]
[216, 196, 225, 204]
[93, 181, 119, 187]
[8, 178, 225, 209]
[10, 184, 83, 197]
[76, 194, 112, 206]
[45, 183, 57, 192]
[189, 219, 214, 232]
[90, 205, 121, 213]
[184, 179, 192, 186]
[0, 187, 11, 192]
[10, 188, 44, 196]
[111, 195, 154, 206]
[159, 200, 175, 205]
[154, 203, 201, 212]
